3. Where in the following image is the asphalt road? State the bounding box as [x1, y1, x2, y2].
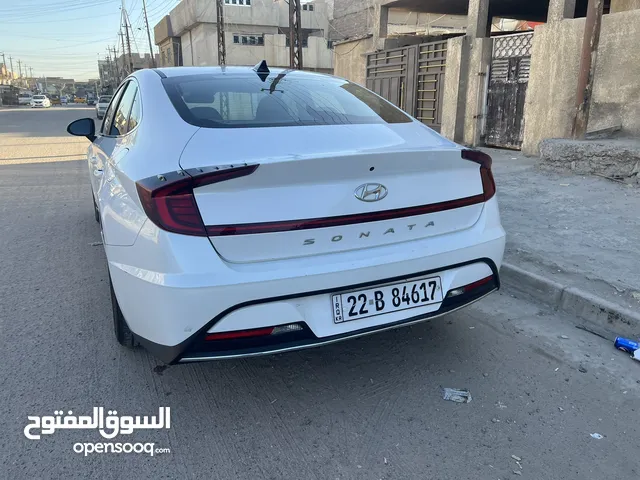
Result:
[1, 107, 639, 479]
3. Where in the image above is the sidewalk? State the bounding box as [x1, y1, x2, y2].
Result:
[484, 147, 640, 335]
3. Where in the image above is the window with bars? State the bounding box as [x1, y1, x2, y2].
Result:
[233, 34, 264, 46]
[224, 0, 251, 5]
[302, 3, 314, 10]
[285, 37, 308, 48]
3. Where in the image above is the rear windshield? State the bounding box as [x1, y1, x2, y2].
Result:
[162, 72, 412, 128]
[19, 93, 32, 98]
[99, 96, 112, 103]
[33, 95, 46, 100]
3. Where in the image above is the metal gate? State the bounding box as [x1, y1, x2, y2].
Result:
[366, 46, 417, 114]
[366, 40, 447, 132]
[415, 40, 447, 132]
[484, 32, 534, 149]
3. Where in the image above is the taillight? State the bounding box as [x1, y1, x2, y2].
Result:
[204, 323, 303, 341]
[136, 164, 259, 236]
[461, 149, 496, 201]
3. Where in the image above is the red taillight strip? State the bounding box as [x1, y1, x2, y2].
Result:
[205, 193, 486, 237]
[461, 149, 496, 201]
[463, 275, 494, 292]
[136, 164, 259, 236]
[205, 327, 274, 341]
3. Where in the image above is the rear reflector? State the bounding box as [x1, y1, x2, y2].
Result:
[463, 275, 494, 292]
[461, 149, 496, 201]
[205, 327, 274, 341]
[446, 275, 494, 298]
[205, 323, 303, 341]
[136, 164, 258, 236]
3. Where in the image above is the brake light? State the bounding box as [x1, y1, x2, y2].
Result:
[461, 149, 496, 201]
[204, 323, 303, 341]
[205, 327, 274, 341]
[136, 164, 259, 236]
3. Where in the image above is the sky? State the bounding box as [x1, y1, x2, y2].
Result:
[0, 0, 181, 81]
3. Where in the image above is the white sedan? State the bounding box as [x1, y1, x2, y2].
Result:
[31, 95, 51, 108]
[67, 63, 505, 364]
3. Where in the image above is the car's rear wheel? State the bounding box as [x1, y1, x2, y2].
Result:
[110, 276, 137, 348]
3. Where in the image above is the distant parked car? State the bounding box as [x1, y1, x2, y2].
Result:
[50, 95, 61, 106]
[18, 93, 33, 105]
[75, 97, 86, 104]
[61, 96, 68, 105]
[95, 95, 112, 119]
[31, 95, 51, 108]
[87, 98, 97, 106]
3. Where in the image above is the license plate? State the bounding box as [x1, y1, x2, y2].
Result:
[332, 276, 443, 324]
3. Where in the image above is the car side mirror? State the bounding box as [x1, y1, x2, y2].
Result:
[67, 118, 96, 142]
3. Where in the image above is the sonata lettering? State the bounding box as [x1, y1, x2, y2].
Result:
[303, 222, 435, 246]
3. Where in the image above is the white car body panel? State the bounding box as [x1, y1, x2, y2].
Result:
[79, 67, 505, 363]
[108, 195, 504, 348]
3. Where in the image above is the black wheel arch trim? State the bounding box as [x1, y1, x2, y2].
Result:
[135, 257, 500, 364]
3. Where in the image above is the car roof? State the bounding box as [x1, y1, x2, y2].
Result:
[151, 65, 330, 80]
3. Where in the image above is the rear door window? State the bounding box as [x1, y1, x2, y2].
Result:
[102, 83, 127, 135]
[110, 83, 138, 136]
[127, 90, 142, 132]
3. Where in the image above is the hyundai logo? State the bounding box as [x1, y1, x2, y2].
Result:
[354, 183, 388, 202]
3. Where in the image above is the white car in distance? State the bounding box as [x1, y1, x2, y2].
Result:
[31, 95, 51, 108]
[66, 62, 506, 364]
[95, 95, 112, 119]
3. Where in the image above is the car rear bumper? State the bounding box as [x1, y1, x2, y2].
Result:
[147, 260, 500, 363]
[106, 197, 506, 364]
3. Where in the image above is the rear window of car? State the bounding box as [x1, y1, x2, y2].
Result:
[33, 95, 46, 100]
[162, 71, 412, 128]
[99, 96, 112, 103]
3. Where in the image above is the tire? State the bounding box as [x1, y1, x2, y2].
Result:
[92, 195, 100, 223]
[110, 276, 137, 348]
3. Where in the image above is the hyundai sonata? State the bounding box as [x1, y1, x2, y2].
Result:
[67, 63, 505, 364]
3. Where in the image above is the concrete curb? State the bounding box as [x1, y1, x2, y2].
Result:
[501, 262, 640, 337]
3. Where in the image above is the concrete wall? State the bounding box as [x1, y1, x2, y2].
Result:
[387, 11, 467, 35]
[154, 16, 173, 44]
[163, 0, 330, 38]
[440, 36, 464, 142]
[180, 29, 333, 70]
[333, 36, 374, 85]
[610, 0, 640, 12]
[331, 0, 374, 41]
[156, 0, 332, 70]
[522, 10, 640, 154]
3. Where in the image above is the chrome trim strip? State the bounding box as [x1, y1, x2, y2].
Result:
[178, 289, 496, 363]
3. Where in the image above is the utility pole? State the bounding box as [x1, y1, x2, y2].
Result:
[142, 0, 156, 67]
[17, 59, 23, 79]
[9, 56, 14, 83]
[119, 29, 126, 76]
[1, 52, 6, 81]
[29, 66, 34, 78]
[122, 5, 134, 74]
[216, 0, 226, 66]
[288, 0, 303, 69]
[112, 46, 120, 83]
[572, 0, 604, 139]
